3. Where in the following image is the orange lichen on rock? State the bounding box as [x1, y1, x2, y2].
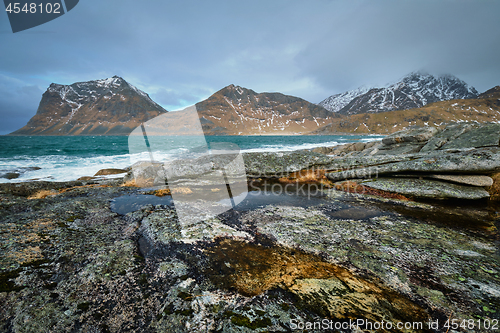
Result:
[335, 180, 410, 200]
[171, 187, 193, 195]
[153, 188, 171, 197]
[27, 190, 58, 199]
[486, 172, 500, 201]
[203, 239, 429, 326]
[120, 179, 139, 187]
[278, 168, 333, 187]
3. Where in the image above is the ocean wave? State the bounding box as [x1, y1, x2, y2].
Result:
[0, 135, 383, 183]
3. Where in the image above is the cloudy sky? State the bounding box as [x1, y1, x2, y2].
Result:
[1, 0, 499, 135]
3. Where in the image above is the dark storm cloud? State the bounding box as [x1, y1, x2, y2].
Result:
[0, 75, 43, 134]
[1, 0, 499, 133]
[296, 0, 500, 97]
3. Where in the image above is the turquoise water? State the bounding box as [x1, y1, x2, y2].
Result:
[0, 135, 383, 182]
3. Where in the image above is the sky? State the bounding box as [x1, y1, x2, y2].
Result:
[1, 0, 500, 135]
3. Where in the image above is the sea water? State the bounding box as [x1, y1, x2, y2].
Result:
[0, 135, 383, 183]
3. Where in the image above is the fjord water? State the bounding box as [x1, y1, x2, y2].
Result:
[0, 135, 383, 183]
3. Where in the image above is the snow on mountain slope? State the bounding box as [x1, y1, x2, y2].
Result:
[195, 84, 334, 135]
[318, 86, 369, 113]
[319, 72, 479, 115]
[10, 76, 167, 136]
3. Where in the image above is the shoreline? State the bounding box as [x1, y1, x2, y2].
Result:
[1, 125, 499, 331]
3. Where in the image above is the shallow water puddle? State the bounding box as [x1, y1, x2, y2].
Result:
[203, 239, 430, 328]
[110, 182, 331, 215]
[110, 194, 174, 215]
[232, 185, 329, 211]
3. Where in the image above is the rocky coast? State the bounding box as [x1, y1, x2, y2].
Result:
[1, 124, 499, 332]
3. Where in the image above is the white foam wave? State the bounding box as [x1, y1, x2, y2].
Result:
[0, 154, 133, 183]
[0, 136, 383, 183]
[239, 140, 341, 153]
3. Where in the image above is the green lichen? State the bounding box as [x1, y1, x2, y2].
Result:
[230, 314, 272, 329]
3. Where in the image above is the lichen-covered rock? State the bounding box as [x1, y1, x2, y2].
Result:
[1, 136, 500, 332]
[244, 199, 500, 323]
[429, 174, 493, 187]
[327, 147, 500, 182]
[441, 123, 500, 150]
[359, 177, 490, 199]
[128, 161, 167, 186]
[420, 123, 476, 152]
[94, 168, 128, 176]
[373, 142, 425, 155]
[382, 126, 439, 145]
[487, 172, 500, 200]
[243, 151, 334, 177]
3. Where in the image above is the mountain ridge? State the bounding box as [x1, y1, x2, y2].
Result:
[10, 76, 167, 136]
[313, 87, 500, 135]
[195, 84, 334, 135]
[319, 72, 479, 115]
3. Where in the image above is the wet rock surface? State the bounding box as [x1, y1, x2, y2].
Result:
[0, 175, 498, 332]
[2, 125, 500, 332]
[359, 178, 490, 200]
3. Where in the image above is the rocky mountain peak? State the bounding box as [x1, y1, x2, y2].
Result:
[319, 72, 479, 115]
[10, 76, 167, 136]
[195, 84, 332, 135]
[478, 85, 500, 99]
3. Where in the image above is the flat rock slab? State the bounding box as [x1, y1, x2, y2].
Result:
[94, 168, 128, 176]
[361, 178, 490, 199]
[420, 123, 476, 152]
[243, 151, 334, 177]
[373, 143, 425, 156]
[382, 126, 439, 145]
[429, 174, 493, 187]
[326, 147, 500, 181]
[441, 123, 500, 150]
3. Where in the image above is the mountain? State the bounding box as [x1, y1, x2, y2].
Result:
[195, 84, 334, 135]
[319, 72, 479, 115]
[318, 86, 369, 113]
[10, 76, 167, 136]
[313, 85, 500, 134]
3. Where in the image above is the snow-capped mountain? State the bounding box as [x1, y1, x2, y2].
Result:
[11, 76, 167, 135]
[319, 72, 479, 115]
[313, 84, 500, 135]
[318, 86, 369, 113]
[196, 84, 334, 135]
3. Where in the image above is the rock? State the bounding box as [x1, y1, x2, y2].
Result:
[129, 161, 167, 187]
[243, 151, 334, 177]
[77, 176, 96, 181]
[93, 168, 128, 176]
[441, 123, 500, 150]
[420, 123, 476, 152]
[353, 142, 366, 151]
[327, 147, 500, 182]
[374, 143, 425, 155]
[382, 126, 439, 145]
[360, 178, 490, 199]
[3, 172, 20, 179]
[1, 156, 499, 331]
[486, 172, 500, 200]
[364, 140, 379, 150]
[289, 277, 428, 324]
[311, 146, 333, 154]
[428, 174, 493, 187]
[248, 203, 499, 322]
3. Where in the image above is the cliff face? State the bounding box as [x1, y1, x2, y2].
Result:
[195, 84, 335, 135]
[10, 76, 167, 136]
